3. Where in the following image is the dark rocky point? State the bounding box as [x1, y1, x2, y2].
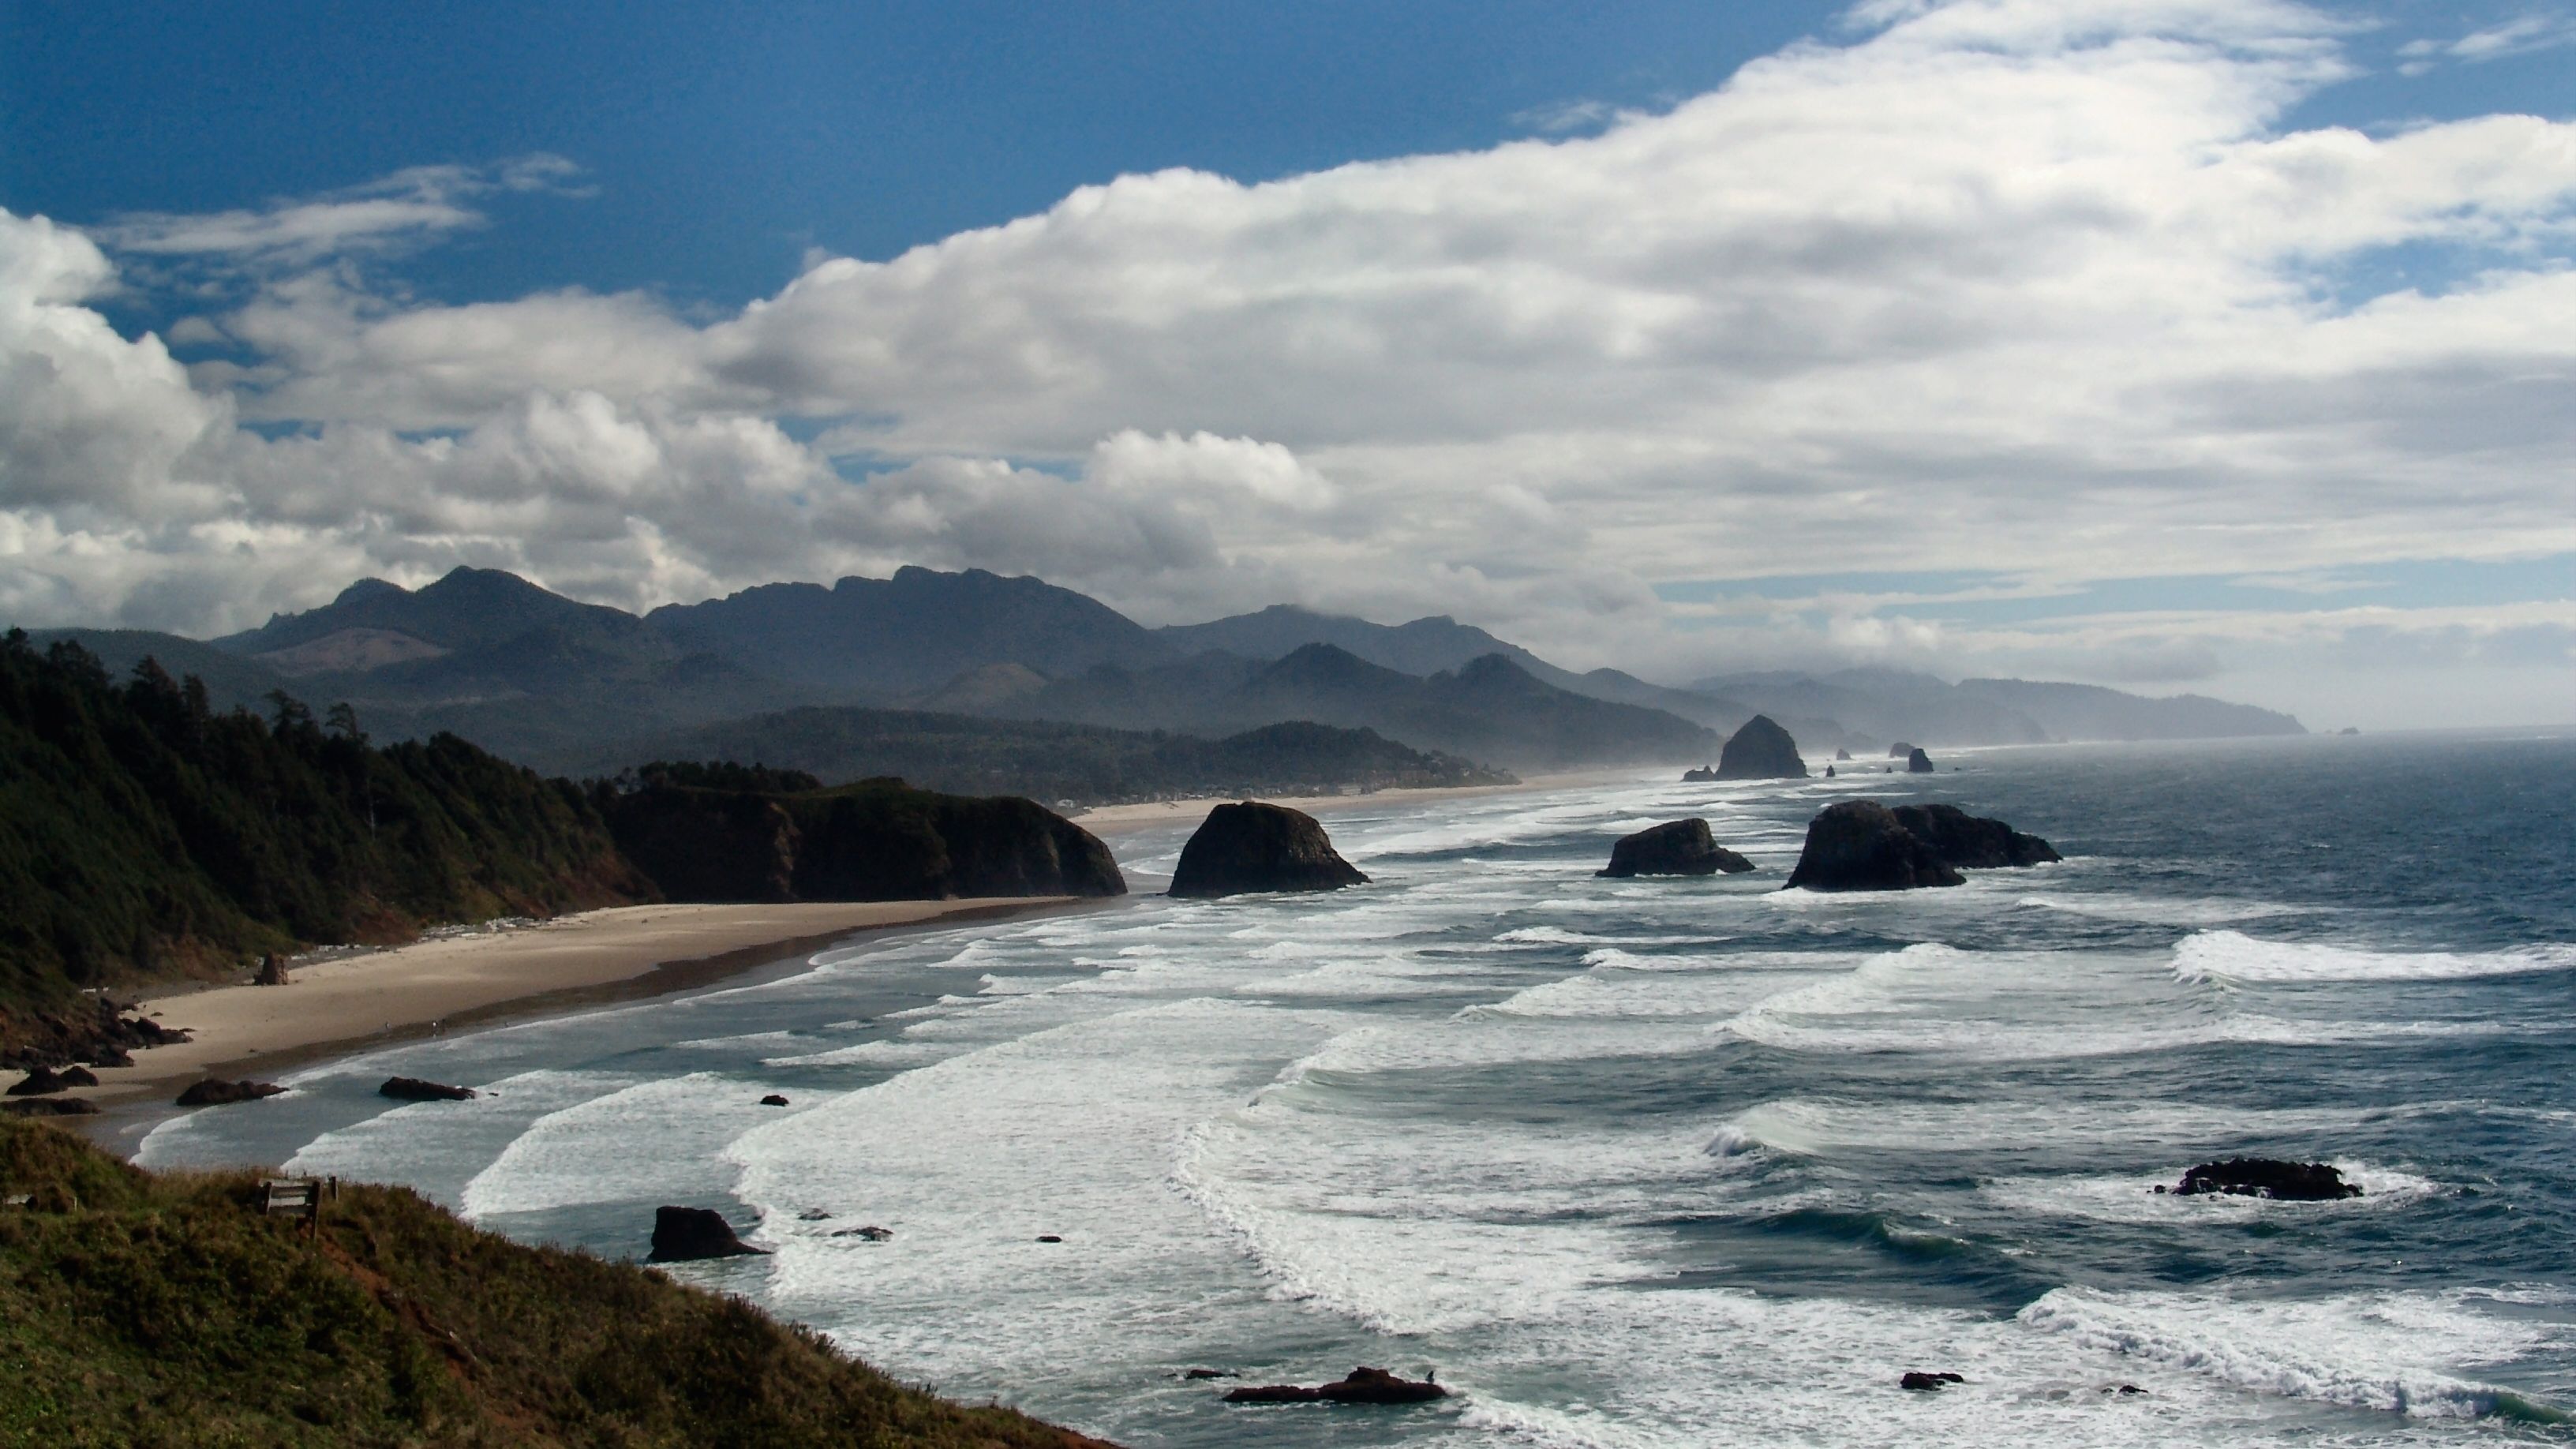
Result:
[1597, 818, 1753, 878]
[1225, 1367, 1448, 1405]
[7, 1065, 84, 1096]
[1169, 802, 1369, 898]
[3, 1097, 99, 1117]
[1889, 804, 2061, 869]
[1900, 1372, 1966, 1391]
[1681, 766, 1717, 782]
[1783, 802, 1964, 892]
[2168, 1158, 2361, 1201]
[647, 1205, 769, 1261]
[380, 1076, 477, 1102]
[175, 1079, 286, 1107]
[761, 1093, 790, 1106]
[1717, 715, 1807, 780]
[1825, 765, 1835, 777]
[1906, 747, 1935, 773]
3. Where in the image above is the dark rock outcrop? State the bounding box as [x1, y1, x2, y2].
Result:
[1900, 1372, 1966, 1391]
[1783, 802, 1964, 891]
[1597, 819, 1753, 878]
[3, 1097, 98, 1117]
[7, 1065, 88, 1096]
[606, 776, 1125, 905]
[1226, 1367, 1448, 1405]
[1182, 1368, 1235, 1380]
[1835, 748, 1853, 761]
[760, 1094, 790, 1106]
[255, 953, 292, 986]
[647, 1205, 769, 1261]
[1889, 804, 2061, 869]
[1824, 766, 1835, 777]
[380, 1076, 477, 1102]
[175, 1079, 286, 1107]
[0, 997, 190, 1074]
[1717, 715, 1807, 780]
[2164, 1158, 2361, 1201]
[1906, 747, 1935, 773]
[1681, 766, 1717, 782]
[1169, 802, 1368, 898]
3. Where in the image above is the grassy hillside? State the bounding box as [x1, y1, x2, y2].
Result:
[0, 1116, 1112, 1448]
[0, 631, 652, 1045]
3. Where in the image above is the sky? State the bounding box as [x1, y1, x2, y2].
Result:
[2, 0, 2571, 728]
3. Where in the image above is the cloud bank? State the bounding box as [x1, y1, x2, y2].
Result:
[2, 0, 2570, 722]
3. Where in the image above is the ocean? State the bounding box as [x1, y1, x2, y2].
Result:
[137, 730, 2576, 1445]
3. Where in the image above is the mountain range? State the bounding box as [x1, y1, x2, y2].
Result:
[28, 564, 2303, 794]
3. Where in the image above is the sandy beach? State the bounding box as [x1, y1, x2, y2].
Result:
[22, 898, 1086, 1115]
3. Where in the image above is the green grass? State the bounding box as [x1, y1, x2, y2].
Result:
[0, 1118, 1113, 1447]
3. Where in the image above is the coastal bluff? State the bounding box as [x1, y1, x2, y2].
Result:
[604, 768, 1125, 904]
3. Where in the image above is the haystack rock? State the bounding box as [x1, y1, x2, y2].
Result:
[2166, 1158, 2361, 1201]
[1170, 802, 1368, 898]
[648, 1205, 769, 1261]
[1781, 802, 1964, 892]
[1889, 804, 2060, 868]
[1597, 819, 1753, 878]
[1717, 715, 1807, 780]
[1906, 747, 1936, 773]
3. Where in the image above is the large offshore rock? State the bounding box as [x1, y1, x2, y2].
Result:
[1905, 747, 1936, 773]
[647, 1205, 769, 1261]
[1889, 803, 2060, 869]
[1597, 818, 1754, 878]
[1716, 715, 1807, 780]
[1226, 1367, 1448, 1405]
[1169, 802, 1368, 899]
[1782, 801, 1964, 891]
[2167, 1158, 2361, 1201]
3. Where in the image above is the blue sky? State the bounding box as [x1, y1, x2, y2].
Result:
[2, 0, 2572, 725]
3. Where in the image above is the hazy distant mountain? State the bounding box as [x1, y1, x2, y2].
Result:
[1158, 604, 1758, 728]
[1956, 679, 2304, 740]
[1694, 666, 2303, 745]
[208, 567, 803, 758]
[648, 566, 1175, 698]
[566, 707, 1509, 803]
[996, 643, 1716, 769]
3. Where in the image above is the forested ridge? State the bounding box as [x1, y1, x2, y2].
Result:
[0, 631, 652, 1040]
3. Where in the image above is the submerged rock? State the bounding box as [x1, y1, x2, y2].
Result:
[1900, 1372, 1966, 1391]
[1888, 804, 2060, 869]
[1906, 747, 1936, 773]
[174, 1079, 286, 1107]
[760, 1093, 790, 1106]
[1717, 715, 1807, 780]
[2166, 1158, 2361, 1201]
[1226, 1367, 1448, 1405]
[648, 1205, 769, 1260]
[1597, 818, 1753, 878]
[1783, 802, 1964, 892]
[380, 1076, 477, 1102]
[1169, 802, 1368, 899]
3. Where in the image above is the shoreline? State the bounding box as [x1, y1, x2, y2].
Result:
[1072, 769, 1628, 838]
[24, 897, 1104, 1150]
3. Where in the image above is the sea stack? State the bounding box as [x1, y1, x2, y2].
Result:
[1597, 818, 1754, 878]
[1716, 715, 1807, 780]
[1889, 804, 2060, 868]
[1906, 747, 1935, 773]
[1170, 802, 1369, 898]
[1783, 801, 1963, 891]
[647, 1205, 769, 1261]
